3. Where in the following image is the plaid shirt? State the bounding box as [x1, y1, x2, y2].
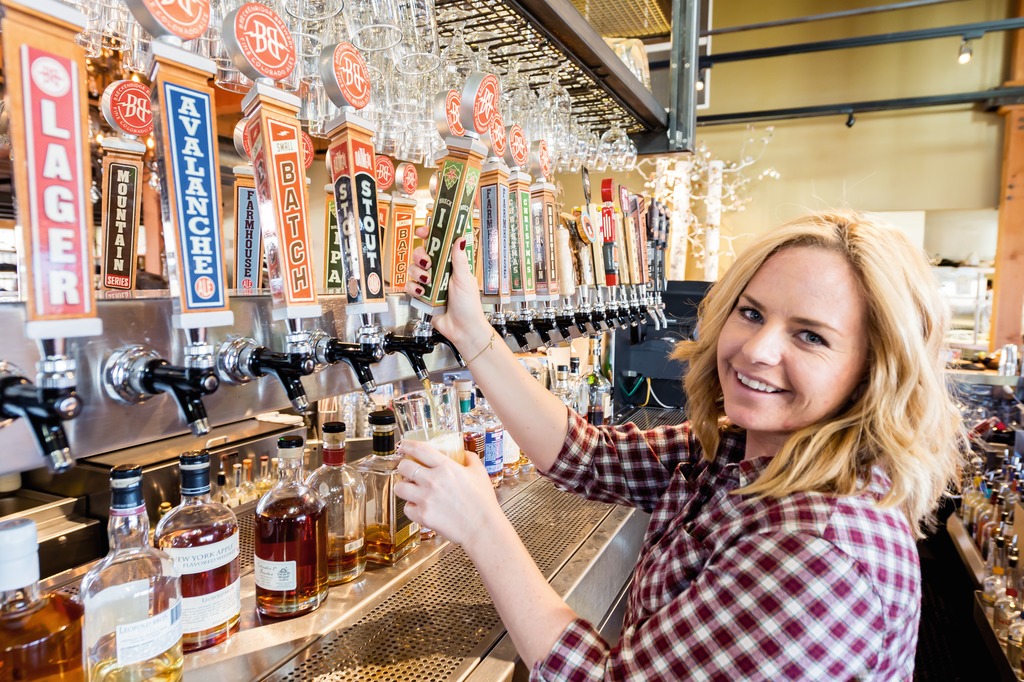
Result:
[532, 410, 920, 681]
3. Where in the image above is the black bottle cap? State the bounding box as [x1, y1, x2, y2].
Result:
[369, 409, 396, 426]
[570, 357, 580, 369]
[110, 464, 144, 510]
[556, 364, 568, 372]
[179, 450, 211, 497]
[278, 435, 304, 449]
[323, 422, 346, 434]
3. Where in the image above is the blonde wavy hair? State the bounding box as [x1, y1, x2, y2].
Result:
[674, 210, 965, 536]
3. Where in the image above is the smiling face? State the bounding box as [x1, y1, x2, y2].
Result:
[716, 246, 870, 459]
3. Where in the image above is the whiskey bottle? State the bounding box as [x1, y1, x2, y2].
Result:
[240, 458, 258, 504]
[584, 338, 612, 426]
[215, 466, 232, 507]
[306, 422, 367, 584]
[357, 410, 420, 565]
[254, 436, 328, 617]
[463, 391, 504, 488]
[80, 465, 183, 681]
[154, 451, 241, 652]
[0, 518, 83, 680]
[255, 455, 273, 496]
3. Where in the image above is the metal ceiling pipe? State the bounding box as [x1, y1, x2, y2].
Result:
[704, 0, 963, 37]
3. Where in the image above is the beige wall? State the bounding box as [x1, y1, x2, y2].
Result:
[560, 0, 1013, 272]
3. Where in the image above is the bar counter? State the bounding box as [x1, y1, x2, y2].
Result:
[40, 473, 648, 681]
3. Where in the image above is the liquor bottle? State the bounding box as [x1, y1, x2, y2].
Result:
[551, 365, 575, 410]
[584, 337, 612, 426]
[502, 430, 521, 480]
[229, 463, 244, 508]
[996, 550, 1021, 642]
[1008, 611, 1024, 672]
[154, 451, 241, 652]
[254, 436, 328, 617]
[255, 455, 273, 496]
[80, 465, 183, 681]
[215, 467, 232, 507]
[463, 391, 505, 488]
[982, 531, 1008, 623]
[240, 458, 258, 504]
[455, 379, 475, 416]
[306, 422, 367, 585]
[568, 356, 586, 413]
[357, 410, 420, 565]
[961, 458, 987, 533]
[0, 518, 83, 680]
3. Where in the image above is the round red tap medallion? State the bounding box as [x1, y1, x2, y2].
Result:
[488, 111, 506, 158]
[397, 162, 418, 195]
[228, 3, 296, 81]
[101, 80, 153, 137]
[445, 90, 466, 137]
[136, 0, 210, 41]
[538, 139, 551, 181]
[301, 132, 314, 170]
[508, 125, 528, 169]
[331, 42, 370, 110]
[375, 155, 395, 190]
[472, 73, 501, 136]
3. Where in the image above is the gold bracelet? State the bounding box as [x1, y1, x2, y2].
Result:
[465, 331, 497, 365]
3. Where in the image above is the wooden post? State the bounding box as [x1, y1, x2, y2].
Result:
[991, 0, 1024, 349]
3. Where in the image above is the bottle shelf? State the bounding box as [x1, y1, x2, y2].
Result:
[973, 592, 1024, 682]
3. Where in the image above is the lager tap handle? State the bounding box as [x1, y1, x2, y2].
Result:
[0, 374, 80, 473]
[251, 349, 315, 413]
[143, 360, 219, 437]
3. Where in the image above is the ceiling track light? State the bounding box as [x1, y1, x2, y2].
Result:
[958, 37, 974, 64]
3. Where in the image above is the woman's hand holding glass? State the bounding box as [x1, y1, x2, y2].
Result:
[395, 440, 501, 547]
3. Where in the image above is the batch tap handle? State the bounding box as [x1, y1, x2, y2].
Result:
[142, 360, 219, 437]
[0, 364, 79, 472]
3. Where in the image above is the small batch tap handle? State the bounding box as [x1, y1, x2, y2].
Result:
[251, 348, 314, 413]
[0, 374, 80, 472]
[143, 360, 219, 436]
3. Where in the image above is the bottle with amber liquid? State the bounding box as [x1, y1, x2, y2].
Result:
[154, 451, 241, 652]
[255, 455, 273, 496]
[0, 518, 83, 680]
[254, 436, 328, 617]
[306, 422, 367, 584]
[80, 465, 183, 681]
[357, 410, 420, 565]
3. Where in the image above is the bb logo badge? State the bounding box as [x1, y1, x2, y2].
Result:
[102, 81, 153, 137]
[472, 74, 500, 136]
[539, 140, 552, 181]
[136, 0, 210, 41]
[398, 162, 417, 196]
[229, 3, 296, 81]
[332, 43, 370, 110]
[508, 125, 528, 169]
[488, 111, 506, 158]
[301, 132, 314, 170]
[375, 156, 395, 190]
[445, 90, 465, 137]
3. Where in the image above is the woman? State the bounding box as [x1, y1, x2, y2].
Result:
[396, 210, 964, 680]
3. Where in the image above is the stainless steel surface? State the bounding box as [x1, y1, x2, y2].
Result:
[0, 489, 72, 518]
[258, 478, 646, 682]
[102, 344, 163, 404]
[0, 293, 461, 475]
[615, 405, 687, 429]
[948, 369, 1020, 387]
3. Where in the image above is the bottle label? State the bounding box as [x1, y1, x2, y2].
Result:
[254, 557, 297, 591]
[483, 429, 504, 475]
[180, 580, 241, 634]
[115, 599, 182, 666]
[344, 537, 364, 553]
[163, 534, 240, 575]
[459, 396, 473, 414]
[587, 407, 604, 426]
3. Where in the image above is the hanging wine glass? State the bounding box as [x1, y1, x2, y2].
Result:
[393, 0, 440, 75]
[437, 21, 474, 93]
[344, 0, 403, 52]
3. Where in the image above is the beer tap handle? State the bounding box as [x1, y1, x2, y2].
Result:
[0, 364, 79, 473]
[251, 349, 315, 413]
[143, 360, 219, 437]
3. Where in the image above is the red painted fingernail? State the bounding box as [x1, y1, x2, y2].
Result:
[419, 258, 428, 267]
[459, 239, 467, 251]
[418, 273, 428, 283]
[414, 285, 424, 295]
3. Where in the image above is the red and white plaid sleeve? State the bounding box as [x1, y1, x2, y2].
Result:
[531, 530, 886, 681]
[545, 410, 699, 511]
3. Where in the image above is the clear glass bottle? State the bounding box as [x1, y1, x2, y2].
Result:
[455, 379, 475, 417]
[0, 518, 83, 680]
[357, 410, 420, 566]
[551, 364, 575, 410]
[229, 463, 244, 508]
[996, 550, 1021, 642]
[1008, 611, 1024, 672]
[584, 337, 612, 426]
[215, 467, 232, 507]
[568, 356, 586, 413]
[254, 436, 328, 617]
[306, 422, 367, 585]
[502, 430, 521, 480]
[463, 390, 504, 487]
[982, 532, 1008, 623]
[255, 455, 273, 496]
[154, 451, 241, 652]
[80, 464, 183, 681]
[241, 458, 258, 504]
